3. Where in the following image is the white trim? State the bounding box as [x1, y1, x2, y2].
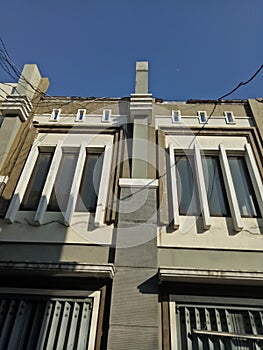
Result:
[64, 142, 87, 226]
[160, 267, 263, 284]
[5, 140, 40, 223]
[75, 109, 86, 122]
[171, 110, 181, 123]
[94, 144, 112, 226]
[169, 145, 180, 229]
[87, 291, 101, 350]
[50, 109, 61, 121]
[224, 111, 236, 124]
[194, 143, 211, 229]
[34, 141, 63, 224]
[245, 143, 263, 217]
[0, 175, 8, 195]
[169, 299, 178, 350]
[197, 111, 207, 124]
[119, 178, 159, 188]
[7, 135, 113, 227]
[0, 261, 116, 278]
[219, 144, 243, 231]
[102, 109, 111, 122]
[0, 175, 8, 184]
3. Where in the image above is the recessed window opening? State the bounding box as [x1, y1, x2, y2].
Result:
[228, 156, 260, 217]
[225, 111, 235, 124]
[76, 109, 86, 121]
[47, 152, 78, 212]
[102, 109, 111, 122]
[202, 155, 230, 216]
[198, 111, 207, 124]
[175, 154, 199, 215]
[20, 151, 54, 210]
[76, 152, 104, 212]
[172, 110, 181, 123]
[51, 109, 61, 121]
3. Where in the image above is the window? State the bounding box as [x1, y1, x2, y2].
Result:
[170, 142, 263, 230]
[170, 300, 263, 350]
[5, 136, 112, 227]
[0, 291, 99, 350]
[102, 109, 111, 122]
[228, 156, 260, 217]
[224, 111, 235, 124]
[172, 110, 181, 123]
[21, 149, 102, 213]
[50, 109, 61, 121]
[198, 111, 207, 124]
[76, 109, 86, 122]
[76, 153, 103, 212]
[202, 156, 230, 216]
[20, 151, 54, 210]
[176, 155, 199, 215]
[47, 152, 79, 212]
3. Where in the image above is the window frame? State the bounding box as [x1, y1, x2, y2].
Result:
[172, 110, 181, 123]
[224, 111, 236, 124]
[102, 109, 111, 123]
[0, 287, 100, 350]
[169, 294, 263, 350]
[197, 111, 207, 124]
[75, 109, 86, 122]
[5, 137, 113, 227]
[50, 109, 61, 122]
[169, 142, 263, 231]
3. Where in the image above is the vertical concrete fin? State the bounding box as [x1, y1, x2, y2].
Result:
[13, 64, 42, 100]
[135, 61, 149, 94]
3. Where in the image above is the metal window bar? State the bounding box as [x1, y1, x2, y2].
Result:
[0, 296, 93, 350]
[177, 305, 263, 350]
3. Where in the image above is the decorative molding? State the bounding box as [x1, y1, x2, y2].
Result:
[2, 95, 32, 121]
[159, 267, 263, 285]
[0, 261, 116, 279]
[119, 178, 158, 188]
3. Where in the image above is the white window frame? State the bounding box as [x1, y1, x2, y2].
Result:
[224, 111, 236, 124]
[197, 111, 207, 124]
[102, 109, 111, 123]
[5, 138, 113, 227]
[172, 110, 181, 123]
[50, 109, 61, 122]
[169, 142, 263, 232]
[75, 109, 86, 122]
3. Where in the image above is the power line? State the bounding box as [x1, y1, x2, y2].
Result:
[218, 64, 263, 100]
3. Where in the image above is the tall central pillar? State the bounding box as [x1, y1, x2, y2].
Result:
[107, 62, 160, 349]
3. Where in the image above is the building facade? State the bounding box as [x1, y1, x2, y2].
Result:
[0, 62, 262, 349]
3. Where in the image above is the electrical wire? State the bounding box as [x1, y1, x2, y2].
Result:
[218, 64, 263, 101]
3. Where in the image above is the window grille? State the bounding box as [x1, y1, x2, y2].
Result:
[173, 304, 263, 350]
[0, 296, 93, 350]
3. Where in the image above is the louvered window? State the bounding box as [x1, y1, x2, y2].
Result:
[172, 303, 263, 349]
[0, 296, 94, 350]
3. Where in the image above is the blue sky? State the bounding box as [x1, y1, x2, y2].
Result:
[0, 0, 263, 100]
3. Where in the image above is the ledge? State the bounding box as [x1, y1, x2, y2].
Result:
[159, 267, 263, 285]
[0, 261, 116, 279]
[119, 178, 158, 188]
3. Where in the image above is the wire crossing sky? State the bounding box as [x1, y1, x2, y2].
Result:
[0, 0, 263, 101]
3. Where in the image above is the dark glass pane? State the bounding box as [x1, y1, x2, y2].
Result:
[228, 156, 260, 217]
[76, 153, 103, 212]
[202, 156, 230, 216]
[176, 155, 199, 215]
[21, 152, 53, 210]
[47, 153, 78, 212]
